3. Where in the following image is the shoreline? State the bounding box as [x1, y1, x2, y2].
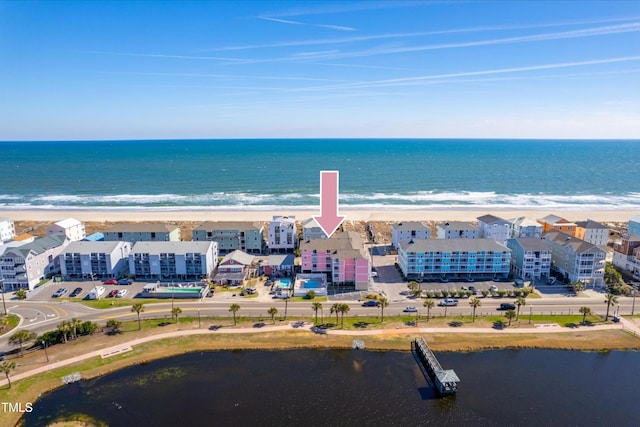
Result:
[1, 208, 637, 223]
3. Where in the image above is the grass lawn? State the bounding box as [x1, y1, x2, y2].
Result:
[78, 299, 167, 309]
[289, 296, 328, 302]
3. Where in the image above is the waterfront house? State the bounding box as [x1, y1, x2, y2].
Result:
[574, 220, 609, 247]
[537, 214, 577, 236]
[612, 235, 640, 274]
[300, 231, 370, 290]
[397, 238, 511, 281]
[629, 215, 640, 236]
[505, 238, 551, 280]
[302, 217, 326, 240]
[268, 216, 297, 253]
[477, 214, 512, 245]
[214, 249, 255, 285]
[128, 241, 218, 281]
[59, 241, 131, 280]
[192, 221, 264, 254]
[104, 223, 180, 243]
[0, 235, 67, 291]
[543, 230, 606, 287]
[391, 222, 431, 249]
[47, 218, 86, 242]
[509, 217, 543, 238]
[0, 217, 16, 243]
[436, 221, 479, 239]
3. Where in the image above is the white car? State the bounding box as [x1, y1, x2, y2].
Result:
[116, 289, 128, 298]
[87, 286, 106, 300]
[403, 306, 418, 312]
[489, 285, 498, 292]
[438, 298, 458, 307]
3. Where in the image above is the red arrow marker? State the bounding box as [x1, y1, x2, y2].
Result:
[313, 171, 346, 238]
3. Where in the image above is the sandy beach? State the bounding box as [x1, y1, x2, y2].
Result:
[1, 208, 637, 223]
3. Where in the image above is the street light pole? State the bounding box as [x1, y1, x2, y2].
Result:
[42, 340, 49, 363]
[90, 273, 99, 300]
[529, 306, 532, 324]
[198, 309, 201, 328]
[632, 289, 637, 316]
[1, 285, 7, 315]
[284, 297, 289, 320]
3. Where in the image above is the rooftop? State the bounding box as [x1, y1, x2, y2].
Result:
[477, 214, 508, 225]
[221, 249, 255, 266]
[575, 219, 608, 229]
[399, 238, 508, 253]
[62, 240, 126, 254]
[194, 221, 263, 231]
[508, 238, 551, 251]
[437, 221, 477, 231]
[131, 241, 215, 254]
[392, 221, 429, 231]
[53, 217, 82, 228]
[544, 230, 603, 253]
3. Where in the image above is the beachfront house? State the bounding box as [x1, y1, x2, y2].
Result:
[436, 221, 479, 239]
[629, 215, 640, 236]
[104, 223, 180, 243]
[300, 231, 371, 290]
[302, 217, 326, 240]
[59, 241, 131, 279]
[574, 220, 609, 247]
[268, 216, 297, 253]
[509, 217, 543, 239]
[0, 235, 67, 291]
[537, 214, 577, 236]
[505, 238, 551, 280]
[543, 230, 606, 287]
[213, 250, 255, 285]
[612, 235, 640, 274]
[128, 241, 218, 280]
[397, 238, 511, 281]
[477, 214, 512, 245]
[391, 222, 431, 249]
[264, 254, 295, 277]
[192, 221, 264, 254]
[47, 218, 86, 242]
[0, 217, 16, 243]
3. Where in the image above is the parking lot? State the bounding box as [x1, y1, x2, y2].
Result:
[29, 279, 151, 301]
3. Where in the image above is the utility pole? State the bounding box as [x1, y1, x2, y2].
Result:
[42, 340, 49, 363]
[1, 280, 7, 315]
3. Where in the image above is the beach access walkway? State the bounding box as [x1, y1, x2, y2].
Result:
[2, 316, 640, 388]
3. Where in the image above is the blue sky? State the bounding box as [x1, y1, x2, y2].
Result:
[1, 0, 639, 140]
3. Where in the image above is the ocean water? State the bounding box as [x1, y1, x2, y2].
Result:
[0, 139, 638, 210]
[21, 349, 640, 427]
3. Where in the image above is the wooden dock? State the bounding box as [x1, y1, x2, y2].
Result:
[412, 337, 459, 396]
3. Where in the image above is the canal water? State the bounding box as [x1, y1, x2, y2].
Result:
[21, 349, 640, 426]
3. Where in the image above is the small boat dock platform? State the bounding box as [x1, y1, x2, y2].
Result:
[412, 337, 459, 396]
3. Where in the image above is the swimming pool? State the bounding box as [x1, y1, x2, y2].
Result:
[278, 279, 292, 289]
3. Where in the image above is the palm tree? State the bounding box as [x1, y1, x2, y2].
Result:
[378, 297, 389, 322]
[469, 297, 481, 322]
[172, 307, 182, 323]
[604, 293, 618, 320]
[229, 303, 240, 325]
[579, 306, 592, 325]
[70, 318, 82, 339]
[423, 299, 434, 322]
[572, 281, 584, 294]
[131, 303, 145, 330]
[515, 297, 526, 321]
[0, 361, 17, 389]
[9, 330, 37, 357]
[57, 321, 71, 343]
[267, 307, 278, 323]
[106, 319, 122, 334]
[505, 309, 516, 326]
[330, 303, 340, 326]
[311, 302, 322, 324]
[338, 303, 350, 328]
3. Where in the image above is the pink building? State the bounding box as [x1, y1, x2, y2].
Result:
[300, 231, 370, 290]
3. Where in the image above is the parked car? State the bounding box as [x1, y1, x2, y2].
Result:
[103, 279, 118, 285]
[438, 298, 458, 307]
[117, 278, 132, 285]
[371, 271, 378, 277]
[116, 289, 128, 298]
[52, 287, 67, 298]
[403, 306, 418, 312]
[69, 287, 83, 297]
[499, 303, 516, 310]
[87, 286, 105, 300]
[108, 289, 119, 298]
[469, 286, 478, 295]
[489, 285, 498, 292]
[362, 300, 379, 307]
